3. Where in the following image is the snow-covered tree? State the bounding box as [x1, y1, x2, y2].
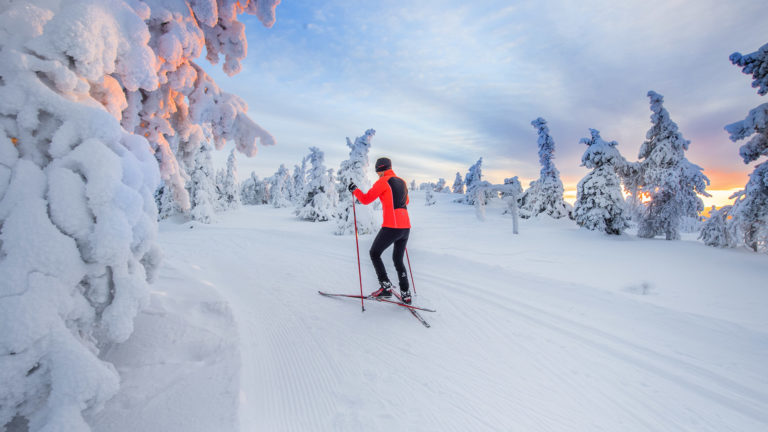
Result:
[0, 2, 283, 423]
[269, 164, 292, 208]
[699, 206, 734, 247]
[420, 182, 436, 191]
[501, 177, 523, 201]
[500, 177, 522, 234]
[474, 188, 487, 221]
[723, 42, 768, 253]
[327, 168, 337, 199]
[121, 0, 279, 218]
[636, 91, 710, 240]
[240, 172, 269, 205]
[217, 149, 240, 210]
[519, 118, 569, 219]
[452, 172, 465, 194]
[188, 142, 217, 223]
[410, 179, 417, 191]
[0, 2, 169, 429]
[460, 158, 487, 205]
[296, 147, 337, 221]
[425, 189, 436, 206]
[574, 129, 630, 235]
[240, 172, 258, 205]
[336, 129, 378, 235]
[291, 159, 308, 205]
[434, 178, 447, 192]
[615, 160, 644, 223]
[155, 183, 178, 220]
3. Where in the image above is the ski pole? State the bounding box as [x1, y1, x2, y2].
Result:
[405, 247, 416, 296]
[352, 194, 365, 312]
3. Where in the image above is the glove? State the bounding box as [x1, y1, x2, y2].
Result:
[348, 182, 357, 193]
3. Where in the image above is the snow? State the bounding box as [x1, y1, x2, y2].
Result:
[1, 2, 162, 428]
[92, 191, 768, 431]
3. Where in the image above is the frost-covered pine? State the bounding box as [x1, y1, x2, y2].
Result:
[240, 172, 258, 205]
[155, 183, 177, 220]
[420, 182, 436, 191]
[434, 178, 446, 192]
[0, 2, 163, 429]
[699, 206, 734, 247]
[472, 183, 495, 221]
[501, 177, 523, 200]
[336, 129, 379, 235]
[241, 172, 269, 205]
[636, 91, 710, 240]
[188, 142, 217, 223]
[723, 42, 768, 253]
[269, 164, 292, 208]
[574, 129, 629, 235]
[425, 189, 436, 206]
[296, 147, 337, 221]
[519, 118, 569, 219]
[452, 172, 465, 194]
[291, 159, 308, 205]
[217, 149, 240, 210]
[121, 0, 279, 217]
[461, 158, 486, 205]
[615, 159, 643, 223]
[499, 177, 522, 233]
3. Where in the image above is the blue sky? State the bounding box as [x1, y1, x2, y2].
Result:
[206, 0, 767, 205]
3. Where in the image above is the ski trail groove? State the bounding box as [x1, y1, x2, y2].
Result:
[425, 270, 768, 424]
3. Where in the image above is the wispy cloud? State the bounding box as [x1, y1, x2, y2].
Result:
[205, 0, 768, 203]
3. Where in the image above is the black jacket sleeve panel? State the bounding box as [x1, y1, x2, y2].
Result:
[388, 177, 408, 210]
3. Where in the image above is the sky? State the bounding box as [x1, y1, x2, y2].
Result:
[205, 0, 767, 207]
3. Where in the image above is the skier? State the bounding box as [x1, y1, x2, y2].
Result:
[348, 157, 413, 304]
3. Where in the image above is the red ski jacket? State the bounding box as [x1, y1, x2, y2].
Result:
[353, 169, 411, 229]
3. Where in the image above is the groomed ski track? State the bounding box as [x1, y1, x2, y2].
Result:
[156, 196, 768, 432]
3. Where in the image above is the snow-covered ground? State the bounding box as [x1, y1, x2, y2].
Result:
[92, 191, 768, 432]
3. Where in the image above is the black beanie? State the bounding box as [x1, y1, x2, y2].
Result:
[375, 157, 392, 172]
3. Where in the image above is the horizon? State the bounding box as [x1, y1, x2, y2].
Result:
[205, 0, 767, 209]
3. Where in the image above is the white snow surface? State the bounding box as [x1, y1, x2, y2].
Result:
[93, 192, 768, 432]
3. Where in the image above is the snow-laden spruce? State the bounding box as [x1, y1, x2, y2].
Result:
[216, 149, 241, 211]
[434, 178, 449, 193]
[699, 206, 734, 247]
[269, 164, 293, 208]
[636, 91, 710, 240]
[336, 129, 379, 235]
[188, 142, 217, 223]
[574, 129, 630, 235]
[459, 158, 489, 205]
[155, 182, 177, 220]
[519, 118, 569, 219]
[241, 172, 270, 205]
[425, 189, 437, 206]
[500, 177, 523, 233]
[0, 2, 165, 429]
[722, 42, 768, 253]
[452, 172, 465, 194]
[291, 159, 308, 205]
[120, 0, 278, 218]
[296, 147, 338, 221]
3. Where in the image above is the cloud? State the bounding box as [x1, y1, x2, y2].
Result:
[205, 0, 768, 194]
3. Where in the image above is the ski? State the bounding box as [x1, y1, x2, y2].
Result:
[319, 291, 433, 328]
[392, 290, 431, 328]
[318, 291, 435, 313]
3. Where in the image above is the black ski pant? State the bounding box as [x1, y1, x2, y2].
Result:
[370, 227, 410, 290]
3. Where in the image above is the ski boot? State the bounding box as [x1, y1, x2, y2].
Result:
[370, 281, 393, 298]
[400, 288, 412, 305]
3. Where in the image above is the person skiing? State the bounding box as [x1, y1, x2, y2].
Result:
[348, 157, 413, 304]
